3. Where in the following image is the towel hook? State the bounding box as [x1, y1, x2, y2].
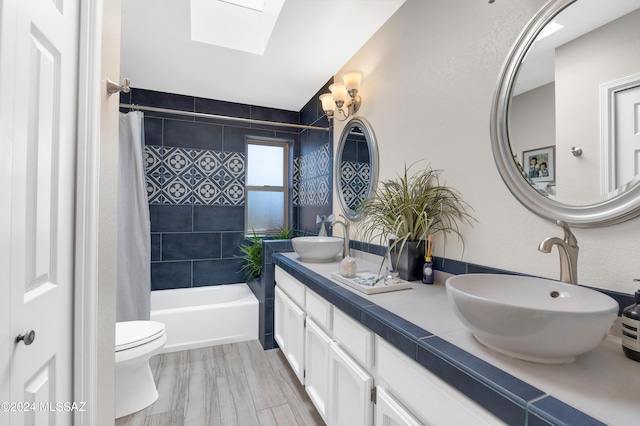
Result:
[106, 78, 131, 96]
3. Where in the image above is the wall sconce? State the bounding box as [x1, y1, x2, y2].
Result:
[319, 71, 362, 121]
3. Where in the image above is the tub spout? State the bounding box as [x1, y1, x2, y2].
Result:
[538, 220, 579, 284]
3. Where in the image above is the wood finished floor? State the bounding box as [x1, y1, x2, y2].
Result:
[115, 340, 325, 426]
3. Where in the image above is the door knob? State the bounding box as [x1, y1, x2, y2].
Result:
[16, 330, 36, 345]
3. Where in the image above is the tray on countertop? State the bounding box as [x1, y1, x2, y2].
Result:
[330, 271, 412, 294]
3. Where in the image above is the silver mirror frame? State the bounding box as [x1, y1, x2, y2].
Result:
[490, 0, 640, 227]
[335, 116, 379, 221]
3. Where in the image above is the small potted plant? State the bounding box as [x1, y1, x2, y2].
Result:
[357, 162, 474, 281]
[238, 226, 295, 280]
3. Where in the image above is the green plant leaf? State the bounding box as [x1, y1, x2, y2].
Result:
[237, 225, 297, 280]
[356, 161, 475, 263]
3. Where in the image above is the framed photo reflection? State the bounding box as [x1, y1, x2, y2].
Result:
[523, 146, 555, 183]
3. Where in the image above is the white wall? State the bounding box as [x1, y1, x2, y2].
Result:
[510, 82, 555, 178]
[332, 0, 639, 295]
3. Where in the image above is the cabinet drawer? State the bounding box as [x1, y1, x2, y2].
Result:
[377, 338, 505, 426]
[275, 266, 305, 307]
[332, 308, 374, 369]
[305, 288, 332, 332]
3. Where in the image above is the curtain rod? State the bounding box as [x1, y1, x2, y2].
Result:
[119, 103, 330, 132]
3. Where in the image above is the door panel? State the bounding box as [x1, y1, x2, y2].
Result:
[305, 318, 331, 421]
[274, 286, 287, 349]
[615, 84, 640, 188]
[328, 341, 373, 426]
[1, 0, 79, 424]
[375, 386, 424, 426]
[285, 298, 305, 385]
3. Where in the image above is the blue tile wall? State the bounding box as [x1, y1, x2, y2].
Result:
[293, 142, 331, 207]
[295, 78, 334, 236]
[124, 88, 306, 291]
[340, 161, 371, 211]
[145, 145, 245, 205]
[339, 131, 370, 210]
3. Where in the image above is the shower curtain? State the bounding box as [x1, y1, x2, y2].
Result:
[117, 111, 151, 322]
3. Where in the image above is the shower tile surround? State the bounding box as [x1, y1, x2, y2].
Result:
[122, 86, 332, 290]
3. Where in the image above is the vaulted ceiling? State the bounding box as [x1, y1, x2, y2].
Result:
[120, 0, 406, 111]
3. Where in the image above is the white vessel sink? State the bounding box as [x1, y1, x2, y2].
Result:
[446, 274, 618, 364]
[291, 236, 343, 262]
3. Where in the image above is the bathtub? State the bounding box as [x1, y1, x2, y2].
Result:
[150, 283, 258, 354]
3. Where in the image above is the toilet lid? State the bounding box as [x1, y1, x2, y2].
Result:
[115, 321, 165, 352]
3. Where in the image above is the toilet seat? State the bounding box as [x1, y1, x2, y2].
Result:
[116, 321, 165, 351]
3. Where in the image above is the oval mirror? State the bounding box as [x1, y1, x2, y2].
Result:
[491, 0, 640, 227]
[335, 117, 379, 220]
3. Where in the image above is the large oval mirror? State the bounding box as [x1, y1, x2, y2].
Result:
[335, 117, 379, 220]
[491, 0, 640, 227]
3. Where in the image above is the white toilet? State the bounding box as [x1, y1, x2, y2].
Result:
[115, 320, 167, 418]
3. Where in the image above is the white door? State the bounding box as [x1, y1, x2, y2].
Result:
[305, 318, 331, 421]
[615, 84, 640, 188]
[375, 386, 423, 426]
[0, 0, 79, 424]
[328, 341, 373, 426]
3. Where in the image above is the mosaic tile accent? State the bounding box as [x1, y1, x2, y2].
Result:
[144, 145, 245, 205]
[340, 161, 370, 210]
[293, 142, 331, 206]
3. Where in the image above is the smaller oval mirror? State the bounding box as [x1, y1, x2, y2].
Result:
[335, 117, 379, 220]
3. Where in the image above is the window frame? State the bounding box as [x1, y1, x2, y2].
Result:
[245, 138, 290, 234]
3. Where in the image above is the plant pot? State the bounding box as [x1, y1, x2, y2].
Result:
[389, 240, 424, 282]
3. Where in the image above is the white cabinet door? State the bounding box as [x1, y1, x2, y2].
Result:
[375, 386, 423, 426]
[274, 285, 306, 384]
[274, 286, 287, 349]
[305, 318, 332, 421]
[285, 296, 306, 385]
[328, 341, 373, 426]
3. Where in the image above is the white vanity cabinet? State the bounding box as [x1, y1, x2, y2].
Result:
[274, 265, 501, 426]
[327, 341, 374, 426]
[273, 285, 305, 384]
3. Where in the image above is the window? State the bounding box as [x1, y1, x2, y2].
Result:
[245, 139, 289, 233]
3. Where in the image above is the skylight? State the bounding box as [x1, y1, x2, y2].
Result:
[190, 0, 285, 55]
[537, 21, 564, 40]
[220, 0, 265, 12]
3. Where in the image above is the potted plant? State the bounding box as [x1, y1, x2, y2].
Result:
[238, 226, 295, 280]
[357, 162, 474, 281]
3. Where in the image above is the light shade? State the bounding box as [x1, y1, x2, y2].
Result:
[319, 71, 365, 120]
[329, 83, 348, 103]
[343, 71, 362, 92]
[319, 93, 336, 112]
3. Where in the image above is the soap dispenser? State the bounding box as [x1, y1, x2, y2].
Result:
[622, 286, 640, 362]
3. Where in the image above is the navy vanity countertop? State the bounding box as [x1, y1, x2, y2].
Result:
[272, 252, 639, 426]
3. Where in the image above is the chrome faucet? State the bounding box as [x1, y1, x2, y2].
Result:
[331, 214, 351, 258]
[538, 220, 579, 284]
